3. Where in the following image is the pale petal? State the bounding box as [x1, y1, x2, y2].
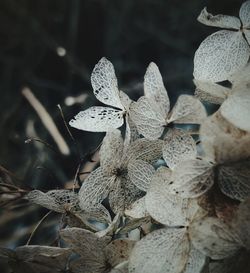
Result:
[194, 79, 231, 105]
[124, 116, 140, 152]
[240, 1, 250, 28]
[109, 261, 129, 273]
[144, 62, 170, 116]
[91, 57, 124, 109]
[96, 213, 121, 237]
[163, 128, 197, 170]
[170, 159, 214, 198]
[129, 97, 165, 140]
[193, 30, 250, 82]
[25, 189, 78, 213]
[123, 138, 163, 165]
[221, 89, 250, 132]
[189, 216, 242, 259]
[129, 227, 190, 273]
[79, 167, 115, 210]
[125, 197, 148, 219]
[218, 160, 250, 201]
[128, 159, 155, 191]
[100, 129, 124, 176]
[119, 90, 132, 111]
[183, 246, 207, 273]
[117, 217, 150, 235]
[243, 29, 250, 45]
[198, 7, 241, 29]
[105, 239, 135, 267]
[145, 167, 200, 226]
[69, 258, 106, 273]
[69, 106, 124, 132]
[168, 95, 207, 124]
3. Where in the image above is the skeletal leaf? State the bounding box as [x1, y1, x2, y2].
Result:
[194, 79, 231, 105]
[100, 129, 124, 176]
[170, 159, 214, 198]
[119, 90, 132, 111]
[189, 216, 242, 259]
[105, 239, 136, 267]
[221, 89, 250, 132]
[127, 159, 155, 191]
[129, 227, 189, 273]
[240, 0, 250, 28]
[129, 97, 165, 139]
[198, 7, 241, 29]
[144, 62, 170, 117]
[145, 167, 199, 226]
[25, 189, 78, 213]
[91, 57, 124, 110]
[193, 30, 250, 82]
[167, 95, 207, 124]
[163, 128, 197, 170]
[217, 160, 250, 201]
[125, 197, 148, 219]
[96, 213, 121, 237]
[69, 106, 124, 132]
[117, 217, 150, 235]
[79, 167, 115, 210]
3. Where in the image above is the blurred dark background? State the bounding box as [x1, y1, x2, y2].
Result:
[0, 0, 243, 253]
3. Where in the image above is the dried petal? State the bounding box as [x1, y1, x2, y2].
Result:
[163, 128, 197, 170]
[128, 159, 155, 191]
[125, 197, 148, 219]
[168, 95, 207, 124]
[189, 216, 242, 259]
[240, 1, 250, 28]
[91, 57, 124, 109]
[193, 30, 250, 82]
[198, 7, 241, 29]
[69, 106, 124, 132]
[170, 159, 214, 198]
[129, 227, 190, 273]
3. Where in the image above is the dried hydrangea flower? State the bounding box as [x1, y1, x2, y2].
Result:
[79, 129, 163, 214]
[69, 57, 132, 132]
[194, 2, 250, 82]
[130, 62, 206, 139]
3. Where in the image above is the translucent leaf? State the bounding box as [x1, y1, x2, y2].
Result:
[91, 57, 124, 109]
[124, 116, 139, 151]
[218, 159, 250, 201]
[189, 216, 242, 259]
[170, 159, 214, 198]
[193, 30, 250, 82]
[25, 189, 78, 213]
[123, 138, 163, 165]
[96, 213, 121, 237]
[240, 1, 250, 28]
[119, 90, 132, 111]
[69, 106, 124, 132]
[200, 111, 250, 164]
[127, 159, 155, 191]
[194, 79, 231, 105]
[105, 239, 135, 267]
[129, 227, 189, 273]
[144, 62, 170, 117]
[79, 167, 115, 210]
[117, 217, 150, 235]
[100, 129, 124, 176]
[232, 198, 250, 249]
[163, 128, 197, 170]
[221, 89, 250, 132]
[129, 97, 165, 140]
[198, 7, 241, 29]
[183, 246, 207, 273]
[125, 197, 148, 219]
[168, 95, 207, 124]
[145, 167, 200, 226]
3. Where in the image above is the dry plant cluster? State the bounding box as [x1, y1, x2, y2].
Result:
[1, 1, 250, 273]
